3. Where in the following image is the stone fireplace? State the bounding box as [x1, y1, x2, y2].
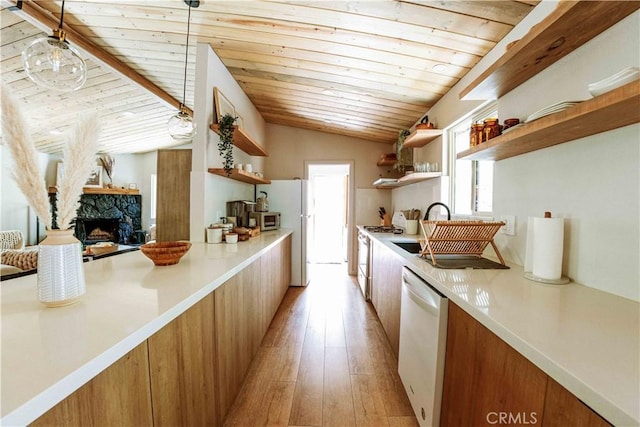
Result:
[50, 192, 142, 246]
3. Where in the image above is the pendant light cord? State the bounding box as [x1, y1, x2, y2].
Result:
[181, 3, 192, 109]
[59, 0, 65, 30]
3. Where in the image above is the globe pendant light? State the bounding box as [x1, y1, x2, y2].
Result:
[22, 0, 87, 92]
[168, 0, 199, 142]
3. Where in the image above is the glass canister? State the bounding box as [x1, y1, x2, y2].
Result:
[483, 118, 501, 141]
[472, 123, 485, 145]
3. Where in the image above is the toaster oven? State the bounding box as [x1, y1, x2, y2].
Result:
[250, 212, 281, 231]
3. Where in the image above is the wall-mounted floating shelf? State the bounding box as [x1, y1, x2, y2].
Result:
[457, 81, 640, 161]
[208, 168, 271, 185]
[373, 172, 442, 189]
[209, 124, 268, 157]
[459, 1, 640, 100]
[402, 129, 443, 148]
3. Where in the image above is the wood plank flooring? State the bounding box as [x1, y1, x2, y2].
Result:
[224, 263, 418, 427]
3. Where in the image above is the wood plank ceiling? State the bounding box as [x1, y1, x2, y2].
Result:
[1, 0, 538, 154]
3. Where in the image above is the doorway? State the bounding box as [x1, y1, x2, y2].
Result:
[305, 162, 355, 275]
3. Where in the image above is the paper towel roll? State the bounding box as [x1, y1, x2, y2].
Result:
[531, 216, 564, 280]
[524, 217, 535, 273]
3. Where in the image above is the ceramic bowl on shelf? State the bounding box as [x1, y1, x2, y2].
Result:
[140, 241, 192, 266]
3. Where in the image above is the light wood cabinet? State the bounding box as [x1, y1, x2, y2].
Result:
[32, 236, 291, 427]
[147, 293, 217, 426]
[32, 342, 153, 426]
[215, 235, 292, 423]
[370, 240, 404, 357]
[543, 378, 611, 427]
[441, 303, 611, 426]
[156, 149, 192, 241]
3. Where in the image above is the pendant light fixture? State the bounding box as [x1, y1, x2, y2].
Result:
[21, 0, 87, 92]
[168, 0, 200, 142]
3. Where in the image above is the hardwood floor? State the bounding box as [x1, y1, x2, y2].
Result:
[224, 263, 418, 427]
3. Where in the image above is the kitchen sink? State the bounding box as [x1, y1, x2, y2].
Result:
[391, 241, 509, 269]
[391, 241, 422, 254]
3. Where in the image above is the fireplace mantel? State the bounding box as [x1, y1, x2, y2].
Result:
[48, 187, 140, 195]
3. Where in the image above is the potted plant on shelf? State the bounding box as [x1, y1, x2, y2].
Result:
[217, 113, 237, 175]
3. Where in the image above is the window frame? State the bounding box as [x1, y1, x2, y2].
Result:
[446, 101, 497, 217]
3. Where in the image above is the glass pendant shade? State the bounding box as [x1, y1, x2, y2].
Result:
[22, 31, 87, 92]
[167, 108, 197, 142]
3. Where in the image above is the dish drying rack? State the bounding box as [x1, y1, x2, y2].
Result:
[418, 220, 506, 266]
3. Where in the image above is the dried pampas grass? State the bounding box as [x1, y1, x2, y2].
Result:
[56, 114, 101, 230]
[1, 84, 101, 231]
[1, 86, 52, 228]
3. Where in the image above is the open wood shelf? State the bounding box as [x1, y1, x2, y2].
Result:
[208, 168, 271, 185]
[459, 1, 640, 100]
[457, 81, 640, 161]
[376, 153, 397, 166]
[48, 187, 140, 195]
[209, 124, 268, 157]
[373, 172, 442, 189]
[402, 129, 443, 148]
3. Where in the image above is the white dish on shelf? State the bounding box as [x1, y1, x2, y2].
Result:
[526, 101, 582, 122]
[588, 67, 639, 97]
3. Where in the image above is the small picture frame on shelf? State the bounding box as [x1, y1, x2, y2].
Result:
[213, 87, 235, 124]
[84, 166, 103, 188]
[128, 183, 137, 189]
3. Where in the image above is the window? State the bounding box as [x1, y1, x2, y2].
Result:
[448, 103, 497, 215]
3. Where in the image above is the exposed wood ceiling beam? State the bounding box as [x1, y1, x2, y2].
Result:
[4, 0, 192, 116]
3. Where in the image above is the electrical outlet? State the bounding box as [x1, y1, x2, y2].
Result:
[501, 215, 516, 236]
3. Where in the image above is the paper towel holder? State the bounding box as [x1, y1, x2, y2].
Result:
[524, 211, 570, 285]
[524, 272, 570, 285]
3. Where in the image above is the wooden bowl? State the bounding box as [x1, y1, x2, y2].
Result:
[140, 241, 192, 266]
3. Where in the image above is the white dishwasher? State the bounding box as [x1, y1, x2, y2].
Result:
[398, 267, 448, 427]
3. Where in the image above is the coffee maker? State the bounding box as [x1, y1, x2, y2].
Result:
[226, 200, 256, 228]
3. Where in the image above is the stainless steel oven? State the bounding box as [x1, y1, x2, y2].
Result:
[357, 230, 371, 300]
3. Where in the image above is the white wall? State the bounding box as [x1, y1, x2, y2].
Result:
[190, 43, 266, 241]
[0, 144, 49, 245]
[397, 7, 640, 301]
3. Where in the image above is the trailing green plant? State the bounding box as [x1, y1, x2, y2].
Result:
[217, 113, 237, 175]
[395, 129, 411, 173]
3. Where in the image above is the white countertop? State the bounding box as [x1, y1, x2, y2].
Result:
[364, 228, 639, 427]
[0, 230, 292, 426]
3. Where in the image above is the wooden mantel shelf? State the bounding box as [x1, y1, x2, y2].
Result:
[457, 80, 640, 162]
[209, 124, 268, 157]
[459, 1, 640, 100]
[48, 187, 140, 195]
[208, 168, 271, 185]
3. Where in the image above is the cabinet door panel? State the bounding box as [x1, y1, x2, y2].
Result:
[156, 149, 191, 241]
[147, 293, 217, 426]
[32, 342, 153, 426]
[370, 241, 403, 356]
[543, 378, 611, 427]
[441, 303, 547, 426]
[440, 302, 478, 426]
[471, 320, 547, 425]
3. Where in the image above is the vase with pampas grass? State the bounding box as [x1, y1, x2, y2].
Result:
[1, 86, 100, 307]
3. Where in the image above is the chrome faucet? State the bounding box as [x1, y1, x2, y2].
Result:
[424, 202, 451, 221]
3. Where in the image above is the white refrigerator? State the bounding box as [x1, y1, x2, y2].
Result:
[257, 179, 311, 286]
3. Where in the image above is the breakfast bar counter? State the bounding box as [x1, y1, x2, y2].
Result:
[0, 230, 292, 426]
